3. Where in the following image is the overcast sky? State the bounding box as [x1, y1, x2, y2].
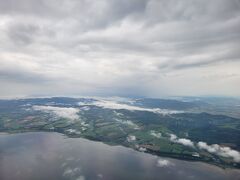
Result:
[0, 0, 240, 98]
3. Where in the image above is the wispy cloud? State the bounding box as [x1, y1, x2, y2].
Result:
[62, 166, 84, 180]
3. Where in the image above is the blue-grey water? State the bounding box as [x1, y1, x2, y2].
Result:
[0, 132, 239, 180]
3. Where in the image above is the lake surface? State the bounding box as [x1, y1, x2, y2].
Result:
[0, 132, 239, 180]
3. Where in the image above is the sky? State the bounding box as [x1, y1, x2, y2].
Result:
[0, 0, 240, 98]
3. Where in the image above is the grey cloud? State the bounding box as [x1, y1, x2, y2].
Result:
[172, 50, 240, 70]
[0, 0, 240, 97]
[0, 60, 46, 83]
[7, 23, 40, 45]
[0, 0, 65, 17]
[0, 0, 148, 31]
[79, 0, 148, 30]
[144, 0, 240, 23]
[0, 69, 46, 83]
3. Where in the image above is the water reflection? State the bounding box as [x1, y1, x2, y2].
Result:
[0, 132, 239, 180]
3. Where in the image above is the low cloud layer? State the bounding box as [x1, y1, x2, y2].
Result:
[150, 130, 162, 138]
[78, 99, 183, 115]
[32, 105, 80, 120]
[127, 135, 136, 142]
[197, 142, 240, 162]
[115, 118, 140, 130]
[169, 134, 195, 148]
[0, 0, 239, 98]
[168, 133, 240, 162]
[66, 129, 81, 135]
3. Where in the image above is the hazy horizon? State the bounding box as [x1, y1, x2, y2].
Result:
[1, 94, 240, 101]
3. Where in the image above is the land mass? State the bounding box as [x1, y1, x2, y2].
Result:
[0, 97, 240, 169]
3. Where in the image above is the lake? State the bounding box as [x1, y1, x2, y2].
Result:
[0, 132, 239, 180]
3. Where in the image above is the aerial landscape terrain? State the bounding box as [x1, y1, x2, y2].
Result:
[0, 97, 240, 169]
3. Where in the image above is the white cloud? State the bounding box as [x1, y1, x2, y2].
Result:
[114, 111, 140, 130]
[63, 168, 74, 177]
[157, 158, 174, 167]
[150, 130, 162, 138]
[115, 118, 140, 130]
[127, 135, 136, 142]
[66, 129, 81, 135]
[135, 144, 147, 152]
[78, 99, 183, 115]
[197, 142, 240, 162]
[32, 105, 80, 120]
[177, 138, 195, 147]
[138, 147, 147, 152]
[169, 134, 195, 148]
[169, 134, 178, 141]
[164, 133, 240, 163]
